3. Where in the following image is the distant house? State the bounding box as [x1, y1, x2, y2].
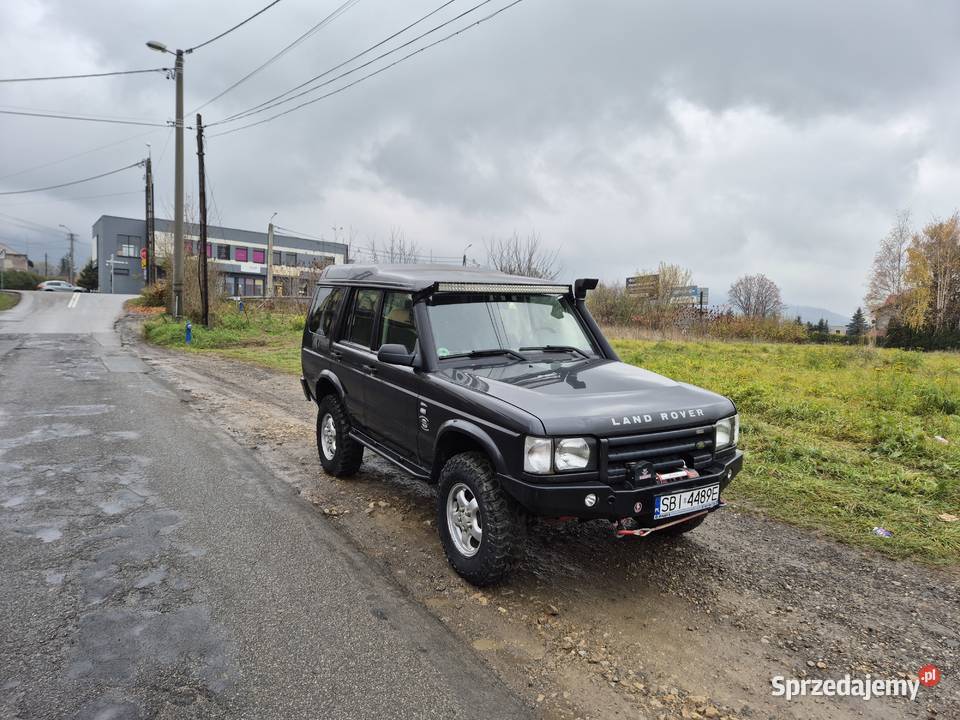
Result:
[0, 242, 31, 272]
[872, 294, 902, 336]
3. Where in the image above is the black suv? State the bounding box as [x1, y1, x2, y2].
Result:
[301, 265, 742, 585]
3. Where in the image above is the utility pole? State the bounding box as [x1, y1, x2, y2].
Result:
[196, 113, 209, 327]
[172, 49, 185, 317]
[146, 40, 186, 315]
[59, 224, 75, 283]
[266, 213, 276, 298]
[145, 153, 155, 284]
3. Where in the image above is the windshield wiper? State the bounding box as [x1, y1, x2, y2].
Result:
[444, 348, 528, 361]
[519, 345, 590, 358]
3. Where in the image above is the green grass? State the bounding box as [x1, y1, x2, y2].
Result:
[612, 339, 960, 564]
[0, 291, 20, 312]
[143, 308, 304, 374]
[143, 310, 960, 564]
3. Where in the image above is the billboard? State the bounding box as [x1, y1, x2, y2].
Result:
[626, 274, 659, 298]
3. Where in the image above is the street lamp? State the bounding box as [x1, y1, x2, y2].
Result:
[147, 40, 186, 318]
[462, 243, 472, 267]
[58, 224, 75, 283]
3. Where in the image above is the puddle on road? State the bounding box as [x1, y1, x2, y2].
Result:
[20, 404, 113, 418]
[34, 527, 62, 543]
[2, 495, 26, 508]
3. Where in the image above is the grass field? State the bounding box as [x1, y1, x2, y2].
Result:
[0, 291, 20, 312]
[144, 310, 960, 564]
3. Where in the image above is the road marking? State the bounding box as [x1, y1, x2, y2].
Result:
[67, 293, 80, 309]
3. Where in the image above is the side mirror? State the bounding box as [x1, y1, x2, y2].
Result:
[377, 343, 416, 367]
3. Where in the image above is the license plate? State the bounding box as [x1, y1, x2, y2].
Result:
[654, 484, 720, 520]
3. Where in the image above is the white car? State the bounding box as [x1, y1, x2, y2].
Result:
[36, 280, 87, 292]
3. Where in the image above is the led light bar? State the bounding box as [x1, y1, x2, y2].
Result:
[435, 282, 571, 294]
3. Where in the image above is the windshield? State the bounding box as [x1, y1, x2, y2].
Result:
[427, 294, 596, 359]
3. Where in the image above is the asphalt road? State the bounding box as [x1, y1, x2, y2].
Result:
[0, 292, 528, 719]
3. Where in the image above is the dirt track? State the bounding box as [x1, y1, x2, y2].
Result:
[125, 319, 958, 720]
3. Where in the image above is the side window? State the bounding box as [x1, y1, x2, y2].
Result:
[320, 288, 343, 337]
[379, 293, 418, 352]
[307, 287, 333, 334]
[345, 289, 381, 348]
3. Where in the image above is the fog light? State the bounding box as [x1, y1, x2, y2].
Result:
[726, 470, 732, 480]
[584, 493, 597, 508]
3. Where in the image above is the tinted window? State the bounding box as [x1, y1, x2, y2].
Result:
[346, 289, 380, 347]
[307, 286, 343, 336]
[379, 293, 417, 352]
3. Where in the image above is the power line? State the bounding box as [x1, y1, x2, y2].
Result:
[274, 225, 462, 262]
[192, 0, 362, 112]
[0, 109, 169, 128]
[0, 161, 144, 196]
[0, 211, 64, 235]
[187, 0, 286, 52]
[209, 0, 525, 138]
[215, 0, 474, 125]
[0, 128, 161, 182]
[0, 67, 169, 83]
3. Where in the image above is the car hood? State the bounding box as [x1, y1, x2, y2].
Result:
[436, 358, 735, 436]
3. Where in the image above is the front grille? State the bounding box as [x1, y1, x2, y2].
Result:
[599, 424, 715, 484]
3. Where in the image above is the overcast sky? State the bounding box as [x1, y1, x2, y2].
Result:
[2, 0, 959, 313]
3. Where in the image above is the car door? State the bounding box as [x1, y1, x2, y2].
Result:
[332, 287, 381, 430]
[363, 291, 423, 461]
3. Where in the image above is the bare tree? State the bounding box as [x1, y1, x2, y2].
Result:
[484, 231, 560, 279]
[865, 210, 912, 312]
[728, 273, 784, 318]
[365, 228, 421, 264]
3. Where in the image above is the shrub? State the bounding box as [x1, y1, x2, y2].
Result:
[0, 269, 45, 290]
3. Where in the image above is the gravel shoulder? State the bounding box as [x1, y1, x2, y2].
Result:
[127, 317, 960, 720]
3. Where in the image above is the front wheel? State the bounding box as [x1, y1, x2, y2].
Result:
[316, 395, 363, 477]
[437, 452, 523, 586]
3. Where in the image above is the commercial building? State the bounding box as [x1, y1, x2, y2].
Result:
[91, 215, 348, 295]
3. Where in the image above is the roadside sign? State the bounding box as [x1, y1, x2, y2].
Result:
[626, 274, 659, 298]
[670, 285, 699, 299]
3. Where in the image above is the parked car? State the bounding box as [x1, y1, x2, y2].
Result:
[300, 265, 743, 585]
[36, 280, 87, 292]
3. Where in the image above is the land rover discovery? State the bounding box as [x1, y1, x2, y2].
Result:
[301, 265, 742, 585]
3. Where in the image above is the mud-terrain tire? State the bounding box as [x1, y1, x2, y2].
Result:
[316, 395, 363, 477]
[437, 452, 523, 586]
[656, 513, 707, 537]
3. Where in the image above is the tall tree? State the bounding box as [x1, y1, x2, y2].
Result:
[846, 307, 868, 336]
[902, 214, 960, 332]
[728, 273, 783, 318]
[485, 231, 560, 279]
[865, 210, 911, 313]
[77, 260, 98, 291]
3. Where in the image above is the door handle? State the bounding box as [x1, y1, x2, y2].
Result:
[330, 349, 343, 359]
[362, 364, 378, 374]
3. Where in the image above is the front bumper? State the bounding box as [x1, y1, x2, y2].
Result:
[498, 450, 743, 522]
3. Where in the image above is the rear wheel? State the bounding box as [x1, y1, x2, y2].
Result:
[437, 452, 523, 586]
[316, 395, 363, 477]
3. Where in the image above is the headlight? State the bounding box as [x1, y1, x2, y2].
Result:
[715, 414, 740, 449]
[523, 436, 552, 474]
[555, 437, 590, 471]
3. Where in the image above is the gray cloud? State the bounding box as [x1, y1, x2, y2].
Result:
[2, 0, 959, 313]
